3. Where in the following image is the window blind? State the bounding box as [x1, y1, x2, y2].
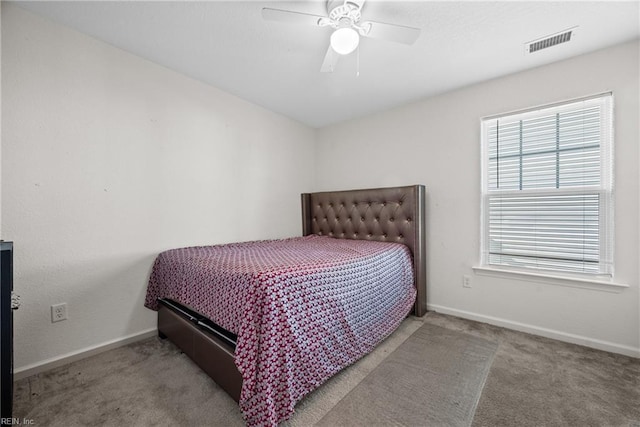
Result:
[481, 94, 613, 275]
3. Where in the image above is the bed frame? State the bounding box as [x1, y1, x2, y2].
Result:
[156, 184, 427, 403]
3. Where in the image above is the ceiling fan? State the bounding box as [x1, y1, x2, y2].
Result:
[262, 0, 421, 72]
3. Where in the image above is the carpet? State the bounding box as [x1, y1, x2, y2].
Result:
[13, 317, 426, 426]
[15, 313, 638, 426]
[318, 323, 498, 427]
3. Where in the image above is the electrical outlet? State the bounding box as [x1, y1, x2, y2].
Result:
[51, 303, 67, 323]
[463, 275, 472, 288]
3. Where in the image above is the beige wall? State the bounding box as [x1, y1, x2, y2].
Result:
[316, 40, 640, 357]
[1, 4, 315, 371]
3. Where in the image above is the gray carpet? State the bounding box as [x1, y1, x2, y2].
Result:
[13, 313, 640, 426]
[13, 317, 426, 426]
[426, 314, 640, 427]
[318, 324, 497, 427]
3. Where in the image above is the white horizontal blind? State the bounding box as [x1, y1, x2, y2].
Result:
[481, 94, 613, 275]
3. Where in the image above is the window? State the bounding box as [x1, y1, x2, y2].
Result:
[481, 93, 613, 275]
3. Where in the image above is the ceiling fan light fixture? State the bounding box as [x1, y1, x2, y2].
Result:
[330, 27, 360, 55]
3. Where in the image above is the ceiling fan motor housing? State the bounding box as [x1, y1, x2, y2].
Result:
[327, 0, 364, 24]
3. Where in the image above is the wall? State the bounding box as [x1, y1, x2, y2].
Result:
[316, 40, 640, 357]
[1, 4, 315, 372]
[0, 3, 2, 235]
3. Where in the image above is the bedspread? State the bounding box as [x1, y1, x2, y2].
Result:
[144, 235, 416, 426]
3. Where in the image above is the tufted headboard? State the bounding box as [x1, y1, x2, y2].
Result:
[301, 185, 426, 317]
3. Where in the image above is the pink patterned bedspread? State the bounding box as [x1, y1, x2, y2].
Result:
[144, 234, 416, 426]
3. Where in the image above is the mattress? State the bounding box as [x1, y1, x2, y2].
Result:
[144, 234, 416, 426]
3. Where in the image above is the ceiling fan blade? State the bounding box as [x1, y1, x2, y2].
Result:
[320, 45, 340, 73]
[360, 21, 421, 45]
[262, 7, 325, 26]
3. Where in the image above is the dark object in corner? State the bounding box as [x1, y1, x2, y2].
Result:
[1, 241, 14, 424]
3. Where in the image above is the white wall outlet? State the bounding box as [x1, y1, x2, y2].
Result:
[463, 275, 472, 288]
[51, 303, 67, 322]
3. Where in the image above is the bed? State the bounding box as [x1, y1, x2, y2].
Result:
[144, 185, 426, 426]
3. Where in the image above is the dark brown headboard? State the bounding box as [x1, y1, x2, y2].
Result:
[301, 185, 426, 317]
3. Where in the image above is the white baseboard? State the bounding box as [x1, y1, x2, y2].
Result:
[14, 328, 158, 381]
[427, 304, 640, 358]
[13, 306, 639, 380]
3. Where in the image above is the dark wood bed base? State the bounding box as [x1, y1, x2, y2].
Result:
[156, 185, 427, 404]
[157, 301, 242, 401]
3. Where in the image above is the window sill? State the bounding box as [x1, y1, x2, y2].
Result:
[472, 266, 629, 293]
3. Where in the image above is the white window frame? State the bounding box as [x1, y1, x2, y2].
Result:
[480, 93, 614, 277]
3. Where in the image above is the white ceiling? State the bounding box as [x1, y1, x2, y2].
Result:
[12, 1, 640, 128]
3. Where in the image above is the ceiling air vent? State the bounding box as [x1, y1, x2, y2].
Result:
[525, 27, 577, 54]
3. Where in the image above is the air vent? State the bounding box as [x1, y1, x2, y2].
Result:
[525, 27, 577, 54]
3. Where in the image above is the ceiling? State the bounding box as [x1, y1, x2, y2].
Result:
[11, 1, 640, 128]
